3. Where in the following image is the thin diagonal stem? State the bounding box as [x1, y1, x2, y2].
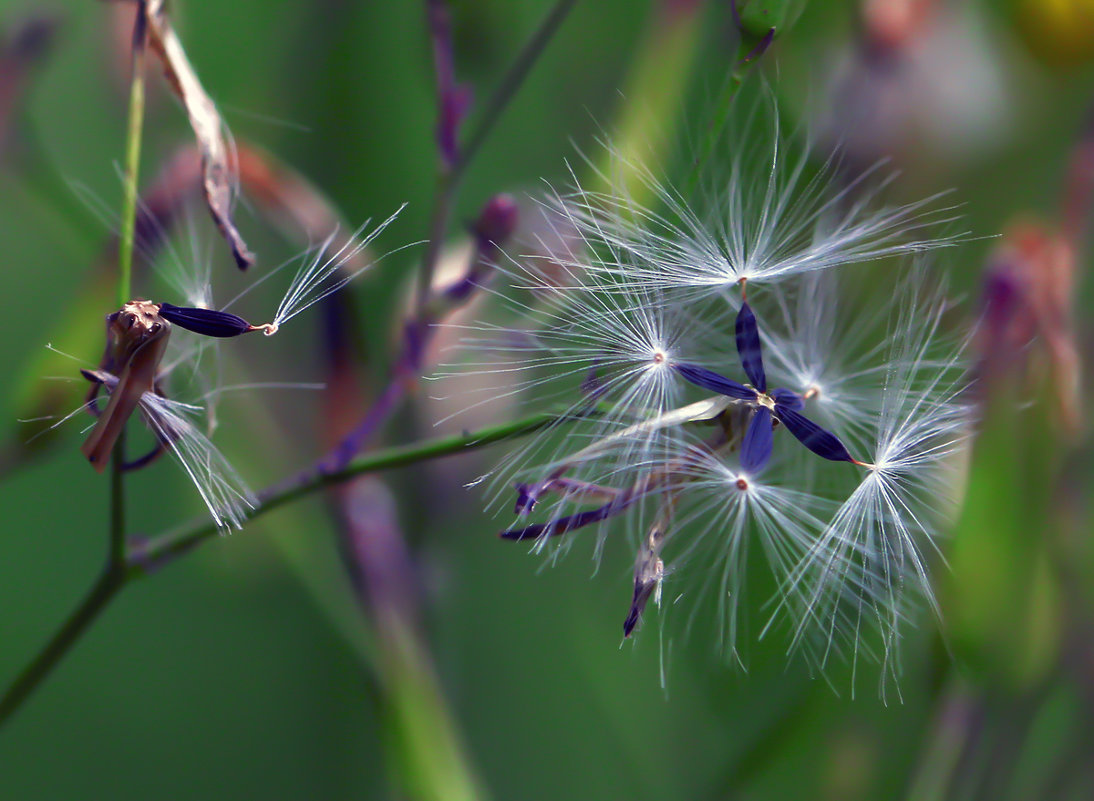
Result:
[458, 0, 577, 174]
[0, 411, 576, 728]
[414, 0, 578, 316]
[136, 410, 566, 568]
[681, 29, 772, 197]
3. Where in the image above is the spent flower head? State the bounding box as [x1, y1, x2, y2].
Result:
[433, 200, 729, 558]
[442, 99, 974, 688]
[55, 196, 406, 530]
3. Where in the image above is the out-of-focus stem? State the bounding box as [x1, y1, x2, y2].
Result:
[0, 411, 575, 730]
[380, 623, 487, 801]
[458, 0, 578, 172]
[905, 677, 982, 801]
[681, 30, 773, 197]
[594, 0, 704, 203]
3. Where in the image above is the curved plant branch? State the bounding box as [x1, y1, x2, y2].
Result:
[0, 409, 576, 729]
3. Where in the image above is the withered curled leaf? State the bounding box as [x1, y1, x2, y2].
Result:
[144, 0, 254, 269]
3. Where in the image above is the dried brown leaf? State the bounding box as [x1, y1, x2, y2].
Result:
[144, 0, 254, 269]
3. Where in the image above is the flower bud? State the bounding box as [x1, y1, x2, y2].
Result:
[471, 193, 519, 249]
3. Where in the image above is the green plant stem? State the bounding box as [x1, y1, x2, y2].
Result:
[118, 11, 147, 308]
[458, 0, 577, 173]
[135, 411, 562, 569]
[2, 13, 153, 727]
[415, 0, 578, 316]
[681, 32, 771, 198]
[0, 411, 571, 729]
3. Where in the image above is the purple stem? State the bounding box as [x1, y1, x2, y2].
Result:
[324, 375, 408, 475]
[426, 0, 471, 171]
[275, 196, 517, 495]
[336, 477, 421, 628]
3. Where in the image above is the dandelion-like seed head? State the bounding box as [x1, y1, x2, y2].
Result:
[444, 90, 973, 692]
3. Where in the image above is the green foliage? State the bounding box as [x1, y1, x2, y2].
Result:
[0, 1, 1092, 799]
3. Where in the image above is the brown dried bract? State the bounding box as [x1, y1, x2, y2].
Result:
[143, 0, 254, 269]
[80, 300, 172, 471]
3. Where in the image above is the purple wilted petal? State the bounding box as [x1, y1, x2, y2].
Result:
[771, 387, 804, 411]
[158, 303, 253, 338]
[740, 406, 773, 473]
[735, 302, 766, 392]
[514, 483, 538, 515]
[673, 363, 756, 400]
[774, 404, 855, 463]
[501, 495, 632, 541]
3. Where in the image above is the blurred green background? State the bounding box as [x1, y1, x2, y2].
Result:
[1, 1, 1093, 799]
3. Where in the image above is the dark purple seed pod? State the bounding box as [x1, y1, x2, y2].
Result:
[740, 406, 774, 473]
[771, 387, 804, 411]
[735, 302, 767, 392]
[773, 405, 855, 463]
[673, 363, 756, 400]
[158, 303, 254, 338]
[623, 556, 661, 638]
